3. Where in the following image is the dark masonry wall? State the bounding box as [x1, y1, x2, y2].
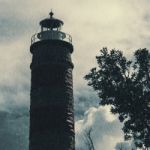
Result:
[30, 40, 75, 150]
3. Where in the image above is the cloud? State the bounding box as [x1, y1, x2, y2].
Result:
[74, 86, 99, 120]
[115, 142, 130, 150]
[0, 16, 30, 42]
[0, 109, 29, 150]
[0, 39, 30, 111]
[75, 106, 124, 150]
[115, 141, 137, 150]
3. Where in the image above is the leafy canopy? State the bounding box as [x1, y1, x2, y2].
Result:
[85, 48, 150, 148]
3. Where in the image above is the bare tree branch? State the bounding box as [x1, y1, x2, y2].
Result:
[83, 127, 95, 150]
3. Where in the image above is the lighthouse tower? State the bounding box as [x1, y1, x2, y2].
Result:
[29, 12, 75, 150]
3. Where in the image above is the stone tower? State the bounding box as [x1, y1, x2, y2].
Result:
[29, 11, 75, 150]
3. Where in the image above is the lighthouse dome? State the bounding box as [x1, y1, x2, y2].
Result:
[40, 11, 64, 29]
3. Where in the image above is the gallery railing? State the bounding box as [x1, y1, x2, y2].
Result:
[31, 31, 72, 44]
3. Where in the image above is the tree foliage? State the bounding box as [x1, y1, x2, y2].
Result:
[85, 48, 150, 149]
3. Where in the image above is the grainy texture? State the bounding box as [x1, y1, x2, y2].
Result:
[30, 40, 75, 150]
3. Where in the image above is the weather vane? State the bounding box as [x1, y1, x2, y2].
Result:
[49, 9, 54, 18]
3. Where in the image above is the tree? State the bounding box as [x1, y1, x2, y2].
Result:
[83, 128, 95, 150]
[77, 127, 95, 150]
[85, 48, 150, 149]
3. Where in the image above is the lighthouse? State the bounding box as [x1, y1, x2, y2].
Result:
[29, 12, 75, 150]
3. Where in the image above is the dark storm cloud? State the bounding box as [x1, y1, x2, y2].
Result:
[0, 109, 29, 150]
[0, 16, 33, 43]
[74, 87, 99, 120]
[0, 85, 30, 112]
[0, 82, 29, 149]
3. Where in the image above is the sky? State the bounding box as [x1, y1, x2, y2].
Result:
[0, 0, 150, 149]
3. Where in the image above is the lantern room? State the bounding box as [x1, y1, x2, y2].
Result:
[31, 11, 72, 44]
[40, 11, 64, 31]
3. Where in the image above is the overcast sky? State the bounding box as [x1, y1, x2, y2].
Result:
[0, 0, 150, 149]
